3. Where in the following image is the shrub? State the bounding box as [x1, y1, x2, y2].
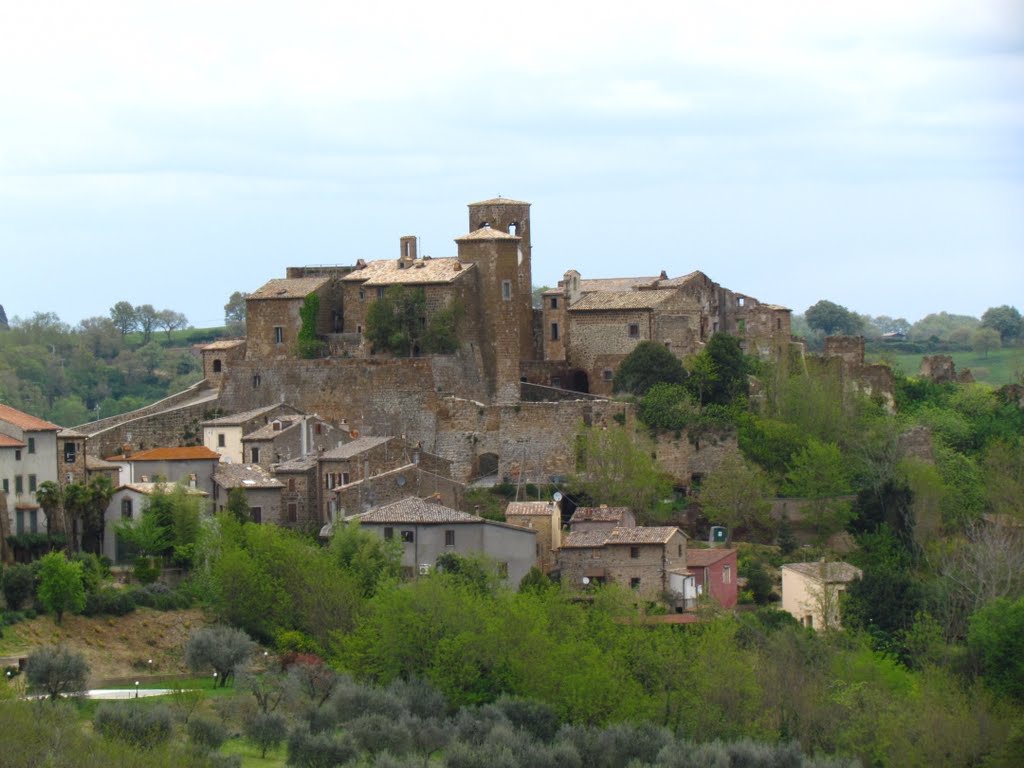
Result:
[25, 645, 89, 700]
[94, 703, 173, 748]
[188, 716, 227, 751]
[349, 713, 414, 756]
[71, 551, 110, 593]
[133, 556, 161, 585]
[286, 728, 358, 767]
[244, 711, 288, 758]
[493, 695, 560, 743]
[385, 676, 447, 720]
[2, 563, 35, 610]
[83, 587, 137, 617]
[186, 625, 256, 687]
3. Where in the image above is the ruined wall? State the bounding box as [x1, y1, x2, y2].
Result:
[824, 336, 865, 369]
[653, 430, 740, 489]
[433, 397, 632, 482]
[77, 381, 213, 438]
[568, 310, 652, 395]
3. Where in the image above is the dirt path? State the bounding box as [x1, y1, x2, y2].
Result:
[0, 608, 210, 685]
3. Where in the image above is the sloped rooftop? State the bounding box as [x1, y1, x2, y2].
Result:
[0, 403, 61, 432]
[249, 277, 329, 300]
[321, 436, 393, 460]
[562, 526, 683, 548]
[505, 501, 560, 517]
[686, 548, 737, 567]
[214, 463, 284, 490]
[783, 561, 862, 583]
[343, 257, 474, 286]
[107, 447, 221, 462]
[358, 497, 484, 524]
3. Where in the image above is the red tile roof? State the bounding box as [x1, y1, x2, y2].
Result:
[0, 403, 61, 432]
[686, 548, 737, 567]
[0, 434, 27, 448]
[106, 447, 221, 462]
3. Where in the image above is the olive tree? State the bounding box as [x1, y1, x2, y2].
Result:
[185, 625, 255, 687]
[26, 645, 89, 700]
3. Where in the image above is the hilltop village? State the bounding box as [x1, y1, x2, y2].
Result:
[2, 196, 887, 615]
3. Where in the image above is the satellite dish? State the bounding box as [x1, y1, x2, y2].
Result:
[553, 492, 563, 502]
[396, 476, 407, 487]
[581, 576, 590, 585]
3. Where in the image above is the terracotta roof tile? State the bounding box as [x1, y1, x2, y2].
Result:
[321, 436, 393, 460]
[118, 482, 208, 496]
[202, 405, 290, 427]
[686, 548, 736, 567]
[249, 277, 329, 300]
[505, 501, 560, 517]
[343, 257, 474, 286]
[107, 447, 221, 462]
[0, 404, 62, 432]
[579, 276, 659, 293]
[214, 463, 284, 489]
[199, 339, 246, 350]
[358, 497, 484, 524]
[562, 526, 683, 548]
[571, 506, 631, 523]
[468, 197, 530, 206]
[783, 561, 862, 583]
[455, 226, 520, 241]
[0, 434, 27, 448]
[569, 291, 670, 311]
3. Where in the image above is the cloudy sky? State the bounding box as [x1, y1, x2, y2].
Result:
[2, 0, 1021, 329]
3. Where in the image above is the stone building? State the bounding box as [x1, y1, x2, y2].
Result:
[272, 455, 319, 529]
[212, 463, 284, 524]
[104, 482, 209, 563]
[202, 404, 303, 465]
[568, 505, 636, 533]
[504, 500, 563, 574]
[538, 270, 792, 395]
[348, 497, 537, 587]
[558, 526, 689, 602]
[333, 464, 464, 521]
[104, 446, 221, 497]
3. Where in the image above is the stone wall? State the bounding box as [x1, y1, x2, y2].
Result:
[334, 465, 464, 518]
[277, 466, 319, 528]
[653, 430, 740, 488]
[76, 381, 213, 437]
[85, 393, 221, 459]
[559, 535, 686, 601]
[434, 397, 632, 482]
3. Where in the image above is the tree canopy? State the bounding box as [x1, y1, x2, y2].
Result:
[804, 300, 863, 336]
[612, 341, 686, 396]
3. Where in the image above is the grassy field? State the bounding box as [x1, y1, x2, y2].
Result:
[869, 346, 1024, 386]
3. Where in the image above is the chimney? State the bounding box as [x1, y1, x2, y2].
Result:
[400, 235, 417, 263]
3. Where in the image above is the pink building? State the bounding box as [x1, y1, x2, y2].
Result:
[686, 548, 738, 608]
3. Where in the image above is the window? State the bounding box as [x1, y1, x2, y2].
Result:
[14, 449, 21, 461]
[551, 377, 561, 388]
[15, 476, 23, 494]
[359, 288, 365, 301]
[602, 369, 614, 381]
[217, 433, 226, 448]
[550, 297, 558, 309]
[678, 544, 683, 556]
[212, 359, 222, 373]
[342, 472, 349, 485]
[628, 323, 640, 338]
[27, 437, 35, 454]
[384, 527, 394, 540]
[250, 507, 262, 524]
[445, 530, 455, 546]
[314, 422, 323, 435]
[274, 326, 284, 344]
[287, 503, 297, 523]
[2, 479, 8, 493]
[630, 546, 640, 559]
[400, 530, 415, 543]
[28, 475, 36, 492]
[121, 498, 133, 519]
[501, 280, 512, 300]
[288, 478, 296, 492]
[630, 578, 641, 590]
[805, 615, 813, 629]
[251, 447, 260, 463]
[253, 374, 261, 389]
[377, 287, 385, 299]
[723, 565, 732, 584]
[550, 322, 559, 341]
[64, 442, 77, 464]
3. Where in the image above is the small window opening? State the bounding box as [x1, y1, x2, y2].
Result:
[212, 359, 222, 373]
[628, 323, 640, 338]
[502, 280, 512, 300]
